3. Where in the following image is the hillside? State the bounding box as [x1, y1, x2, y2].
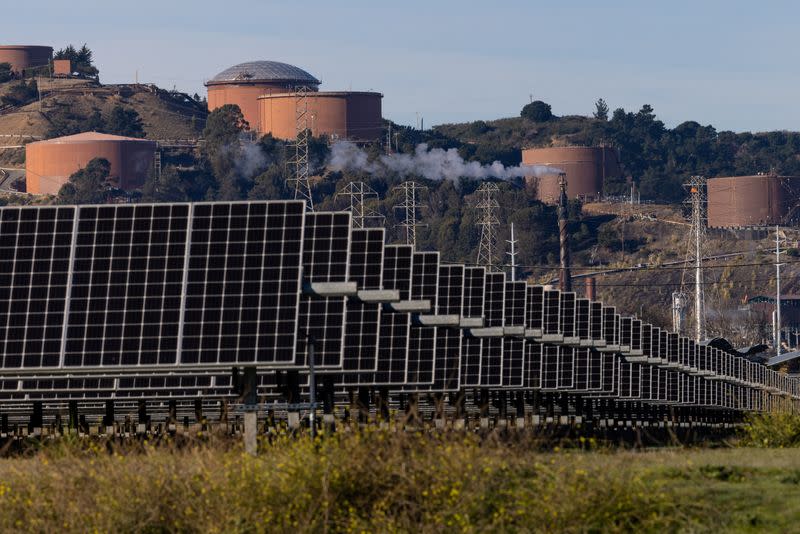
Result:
[0, 77, 206, 166]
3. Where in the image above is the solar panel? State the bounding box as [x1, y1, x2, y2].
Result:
[60, 205, 188, 368]
[542, 290, 562, 342]
[666, 333, 680, 368]
[619, 317, 632, 353]
[525, 285, 544, 338]
[429, 264, 464, 391]
[601, 306, 618, 351]
[589, 301, 605, 348]
[405, 251, 439, 385]
[560, 292, 579, 345]
[0, 206, 75, 370]
[374, 245, 413, 385]
[576, 298, 591, 346]
[460, 267, 485, 387]
[501, 281, 526, 388]
[296, 211, 352, 369]
[182, 201, 305, 367]
[480, 272, 505, 386]
[523, 341, 542, 389]
[341, 228, 384, 373]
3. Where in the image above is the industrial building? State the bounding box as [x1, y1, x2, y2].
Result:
[258, 91, 383, 141]
[207, 60, 384, 141]
[206, 60, 321, 133]
[0, 45, 53, 75]
[707, 174, 800, 228]
[522, 146, 622, 203]
[25, 132, 157, 195]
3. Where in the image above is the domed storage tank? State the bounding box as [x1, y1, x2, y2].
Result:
[206, 60, 321, 133]
[0, 45, 53, 75]
[25, 132, 157, 195]
[707, 175, 800, 228]
[258, 91, 383, 141]
[522, 146, 621, 203]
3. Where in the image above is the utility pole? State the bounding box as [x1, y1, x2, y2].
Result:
[336, 181, 384, 228]
[287, 85, 314, 211]
[775, 225, 785, 354]
[672, 291, 687, 334]
[557, 173, 572, 292]
[476, 182, 500, 270]
[506, 223, 518, 281]
[393, 181, 427, 249]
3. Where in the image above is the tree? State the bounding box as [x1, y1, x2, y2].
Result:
[104, 105, 145, 137]
[140, 165, 187, 202]
[54, 44, 99, 77]
[0, 80, 37, 107]
[521, 100, 553, 122]
[594, 98, 609, 121]
[202, 104, 250, 200]
[57, 158, 111, 204]
[0, 62, 12, 84]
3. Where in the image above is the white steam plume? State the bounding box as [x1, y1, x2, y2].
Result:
[328, 141, 563, 181]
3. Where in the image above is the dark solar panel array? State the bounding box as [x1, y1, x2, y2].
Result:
[480, 272, 505, 387]
[342, 228, 384, 373]
[406, 252, 439, 385]
[0, 202, 796, 412]
[374, 245, 413, 385]
[460, 267, 485, 387]
[0, 206, 74, 369]
[65, 205, 187, 368]
[501, 281, 526, 388]
[296, 212, 351, 369]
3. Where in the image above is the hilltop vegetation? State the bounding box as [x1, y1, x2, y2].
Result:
[436, 101, 800, 203]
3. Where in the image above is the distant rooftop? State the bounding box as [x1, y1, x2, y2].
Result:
[207, 60, 320, 86]
[32, 132, 156, 144]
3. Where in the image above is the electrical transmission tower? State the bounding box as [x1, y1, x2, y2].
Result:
[680, 175, 707, 342]
[336, 181, 385, 228]
[476, 182, 500, 270]
[393, 181, 427, 249]
[287, 85, 314, 211]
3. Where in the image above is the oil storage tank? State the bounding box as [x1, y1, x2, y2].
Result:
[206, 60, 321, 133]
[25, 132, 157, 195]
[707, 174, 800, 228]
[522, 146, 621, 203]
[258, 91, 383, 142]
[0, 45, 53, 75]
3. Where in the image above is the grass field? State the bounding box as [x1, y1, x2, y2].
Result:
[0, 423, 799, 533]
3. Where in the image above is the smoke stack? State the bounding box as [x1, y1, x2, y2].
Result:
[585, 276, 596, 301]
[558, 173, 572, 292]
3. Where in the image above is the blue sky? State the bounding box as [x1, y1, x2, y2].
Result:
[5, 0, 797, 132]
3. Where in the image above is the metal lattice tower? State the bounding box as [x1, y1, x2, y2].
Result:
[336, 181, 385, 228]
[393, 181, 427, 249]
[476, 182, 500, 270]
[671, 291, 688, 334]
[680, 175, 707, 342]
[287, 85, 314, 211]
[557, 173, 572, 292]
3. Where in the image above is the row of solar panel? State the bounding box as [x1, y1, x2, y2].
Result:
[0, 201, 796, 407]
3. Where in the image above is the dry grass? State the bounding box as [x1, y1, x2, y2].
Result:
[0, 430, 706, 533]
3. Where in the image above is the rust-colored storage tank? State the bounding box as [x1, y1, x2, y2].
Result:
[0, 45, 53, 74]
[25, 132, 157, 195]
[52, 59, 72, 76]
[522, 146, 621, 203]
[206, 61, 321, 133]
[258, 91, 383, 141]
[707, 174, 800, 228]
